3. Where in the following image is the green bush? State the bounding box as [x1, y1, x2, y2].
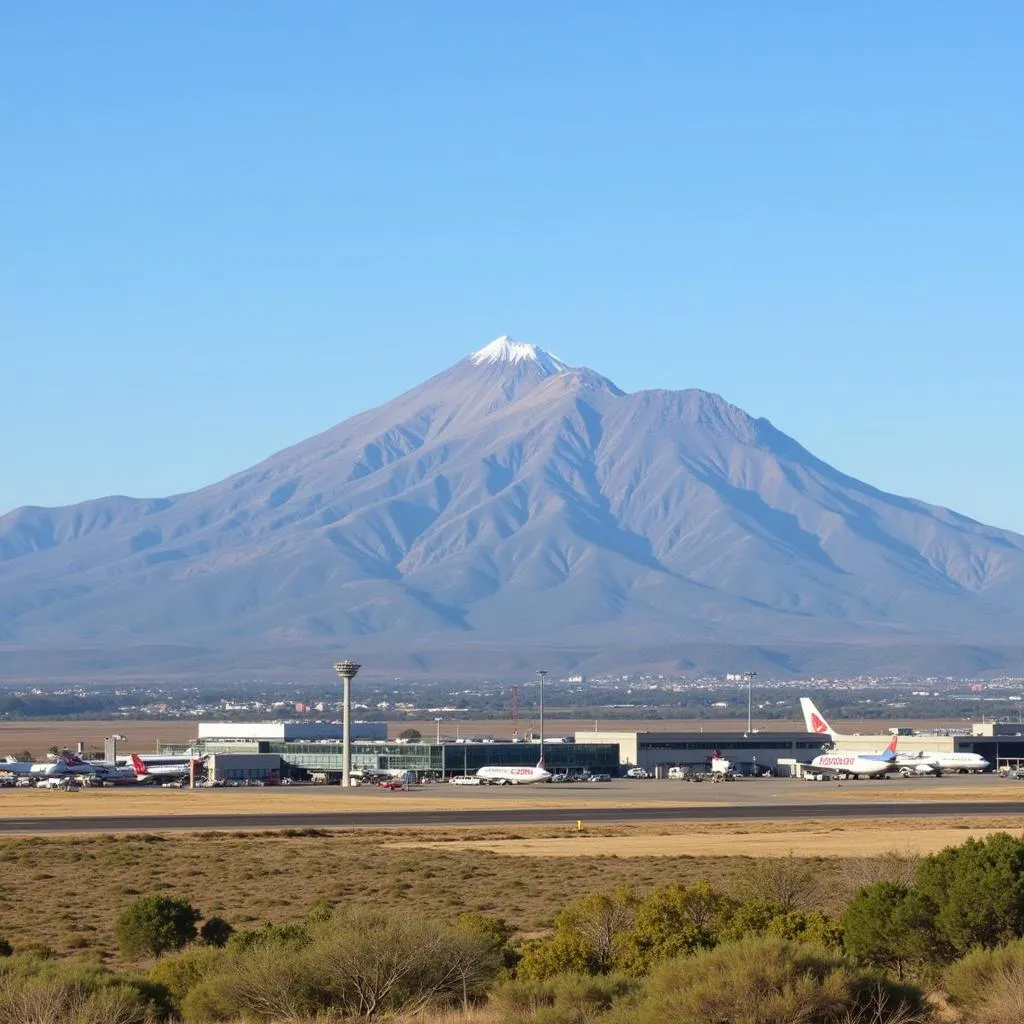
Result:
[608, 935, 929, 1024]
[148, 947, 225, 1010]
[0, 937, 11, 957]
[516, 887, 637, 980]
[0, 952, 170, 1023]
[517, 931, 605, 981]
[198, 917, 233, 947]
[182, 905, 502, 1021]
[456, 911, 519, 971]
[224, 921, 310, 952]
[115, 895, 200, 960]
[611, 880, 734, 977]
[181, 944, 315, 1022]
[490, 972, 639, 1024]
[843, 882, 941, 979]
[916, 832, 1024, 953]
[720, 898, 843, 950]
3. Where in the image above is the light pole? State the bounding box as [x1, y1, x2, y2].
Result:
[745, 672, 757, 734]
[333, 661, 361, 789]
[536, 670, 548, 766]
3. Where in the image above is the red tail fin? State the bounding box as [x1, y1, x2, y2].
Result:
[887, 734, 899, 754]
[130, 753, 148, 775]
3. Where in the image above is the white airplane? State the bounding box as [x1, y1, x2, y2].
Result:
[130, 753, 206, 781]
[800, 698, 989, 774]
[476, 758, 552, 785]
[1, 753, 99, 779]
[800, 733, 902, 779]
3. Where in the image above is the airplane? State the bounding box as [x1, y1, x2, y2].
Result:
[799, 733, 902, 779]
[130, 753, 206, 781]
[476, 758, 552, 785]
[1, 753, 100, 779]
[800, 698, 989, 774]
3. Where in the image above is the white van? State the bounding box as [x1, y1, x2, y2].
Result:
[667, 766, 689, 780]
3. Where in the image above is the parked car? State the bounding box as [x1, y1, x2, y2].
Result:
[625, 767, 650, 779]
[449, 776, 482, 785]
[588, 773, 612, 782]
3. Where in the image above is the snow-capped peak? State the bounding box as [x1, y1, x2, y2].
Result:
[470, 336, 568, 377]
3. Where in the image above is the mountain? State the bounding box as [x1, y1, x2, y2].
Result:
[3, 336, 1024, 681]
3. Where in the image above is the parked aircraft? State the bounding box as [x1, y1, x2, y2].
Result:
[130, 753, 206, 781]
[476, 758, 552, 785]
[1, 754, 97, 778]
[799, 698, 989, 773]
[799, 734, 901, 779]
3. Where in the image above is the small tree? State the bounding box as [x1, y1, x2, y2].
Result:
[612, 881, 735, 977]
[199, 916, 234, 947]
[398, 728, 422, 741]
[916, 832, 1024, 953]
[842, 882, 939, 979]
[115, 895, 199, 959]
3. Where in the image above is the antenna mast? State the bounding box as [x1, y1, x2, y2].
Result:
[511, 685, 519, 742]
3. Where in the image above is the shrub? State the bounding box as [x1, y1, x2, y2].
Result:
[0, 938, 11, 957]
[181, 944, 315, 1022]
[198, 917, 233, 947]
[456, 911, 518, 971]
[0, 953, 170, 1024]
[720, 898, 843, 950]
[611, 880, 734, 977]
[224, 921, 310, 953]
[517, 931, 604, 981]
[915, 832, 1024, 953]
[115, 895, 200, 959]
[733, 853, 821, 912]
[490, 973, 639, 1024]
[308, 906, 501, 1016]
[945, 940, 1024, 1024]
[843, 882, 941, 979]
[149, 947, 225, 1009]
[610, 935, 929, 1024]
[183, 906, 502, 1021]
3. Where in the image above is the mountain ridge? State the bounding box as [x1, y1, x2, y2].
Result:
[3, 337, 1023, 680]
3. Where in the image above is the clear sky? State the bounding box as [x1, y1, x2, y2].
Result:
[3, 3, 1022, 530]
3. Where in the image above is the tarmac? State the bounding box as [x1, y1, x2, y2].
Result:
[2, 773, 1024, 834]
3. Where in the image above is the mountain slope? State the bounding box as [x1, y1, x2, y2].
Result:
[3, 336, 1024, 678]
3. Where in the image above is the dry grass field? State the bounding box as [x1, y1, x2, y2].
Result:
[0, 719, 196, 757]
[0, 819, 988, 965]
[402, 820, 1024, 858]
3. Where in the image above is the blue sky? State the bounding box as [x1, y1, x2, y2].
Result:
[4, 3, 1023, 529]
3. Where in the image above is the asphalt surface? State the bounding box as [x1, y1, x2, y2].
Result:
[3, 800, 1024, 834]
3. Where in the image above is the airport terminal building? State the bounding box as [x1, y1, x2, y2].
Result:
[158, 719, 1024, 783]
[160, 722, 621, 782]
[588, 730, 830, 775]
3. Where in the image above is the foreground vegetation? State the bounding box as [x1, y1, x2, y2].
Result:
[6, 830, 1024, 1021]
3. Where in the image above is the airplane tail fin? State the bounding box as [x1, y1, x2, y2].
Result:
[536, 756, 546, 772]
[130, 753, 148, 776]
[800, 697, 840, 737]
[883, 734, 899, 760]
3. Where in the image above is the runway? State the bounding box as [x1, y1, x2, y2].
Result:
[3, 799, 1024, 834]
